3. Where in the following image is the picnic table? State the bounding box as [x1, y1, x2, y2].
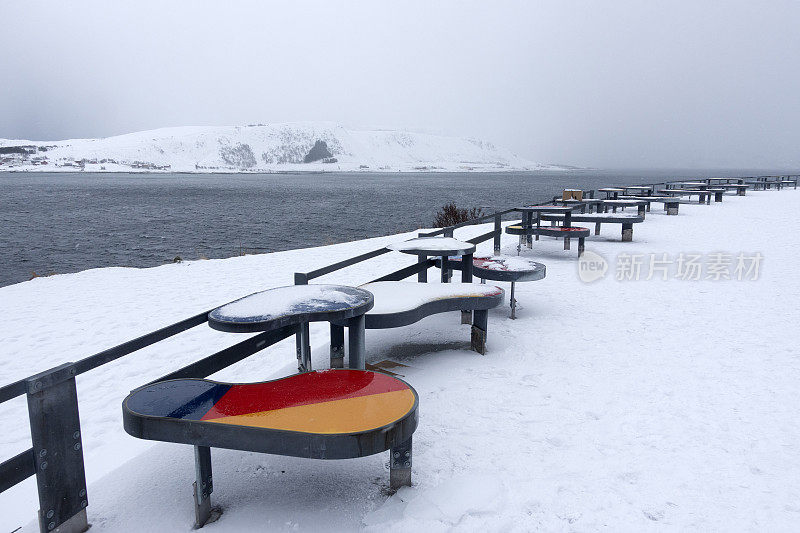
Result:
[657, 189, 712, 204]
[439, 254, 546, 319]
[618, 195, 686, 215]
[621, 185, 655, 196]
[717, 183, 749, 196]
[599, 199, 648, 217]
[124, 369, 418, 527]
[597, 187, 626, 199]
[388, 237, 475, 283]
[539, 212, 644, 242]
[669, 181, 709, 189]
[507, 205, 589, 256]
[209, 284, 374, 371]
[553, 198, 604, 213]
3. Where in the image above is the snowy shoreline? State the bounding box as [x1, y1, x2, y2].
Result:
[0, 122, 559, 173]
[2, 189, 799, 531]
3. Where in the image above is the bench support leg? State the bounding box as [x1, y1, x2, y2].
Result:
[564, 237, 570, 250]
[296, 323, 311, 372]
[193, 446, 217, 529]
[715, 191, 723, 202]
[667, 204, 679, 215]
[417, 256, 428, 283]
[471, 310, 488, 354]
[594, 222, 601, 235]
[390, 437, 412, 490]
[622, 223, 633, 242]
[330, 324, 345, 369]
[578, 237, 585, 257]
[510, 281, 517, 320]
[738, 188, 746, 196]
[348, 314, 366, 370]
[460, 253, 473, 324]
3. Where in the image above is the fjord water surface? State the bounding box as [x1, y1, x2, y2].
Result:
[0, 169, 777, 287]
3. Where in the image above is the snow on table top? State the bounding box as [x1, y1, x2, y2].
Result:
[387, 237, 474, 254]
[450, 254, 543, 272]
[361, 281, 502, 314]
[210, 284, 371, 322]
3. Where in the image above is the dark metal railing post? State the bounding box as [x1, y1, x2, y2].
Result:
[493, 215, 501, 253]
[26, 363, 89, 533]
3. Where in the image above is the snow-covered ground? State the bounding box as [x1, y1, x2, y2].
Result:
[1, 189, 799, 531]
[0, 122, 555, 173]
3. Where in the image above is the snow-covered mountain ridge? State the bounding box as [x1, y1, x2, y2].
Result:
[0, 122, 557, 173]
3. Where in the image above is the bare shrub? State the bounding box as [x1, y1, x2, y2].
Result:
[433, 202, 484, 228]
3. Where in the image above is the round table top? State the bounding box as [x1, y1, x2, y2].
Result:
[209, 284, 374, 333]
[387, 236, 475, 256]
[516, 205, 580, 213]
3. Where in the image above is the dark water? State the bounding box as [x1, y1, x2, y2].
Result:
[0, 169, 783, 287]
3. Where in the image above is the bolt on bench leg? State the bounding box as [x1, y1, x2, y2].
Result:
[390, 436, 412, 490]
[193, 446, 216, 529]
[330, 324, 345, 369]
[471, 309, 488, 354]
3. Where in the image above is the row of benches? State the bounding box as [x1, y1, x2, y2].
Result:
[120, 179, 774, 527]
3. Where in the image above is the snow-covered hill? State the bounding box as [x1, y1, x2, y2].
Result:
[0, 123, 553, 173]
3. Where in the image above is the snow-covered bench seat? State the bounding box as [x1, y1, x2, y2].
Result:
[438, 255, 546, 319]
[123, 369, 419, 528]
[619, 196, 686, 215]
[717, 183, 749, 195]
[505, 224, 590, 256]
[539, 212, 645, 242]
[330, 281, 504, 357]
[657, 189, 712, 204]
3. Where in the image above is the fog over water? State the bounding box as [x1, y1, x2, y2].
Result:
[1, 1, 798, 169]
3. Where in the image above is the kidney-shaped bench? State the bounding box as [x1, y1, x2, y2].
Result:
[437, 255, 546, 319]
[506, 224, 591, 257]
[329, 281, 504, 361]
[539, 212, 645, 242]
[123, 369, 418, 528]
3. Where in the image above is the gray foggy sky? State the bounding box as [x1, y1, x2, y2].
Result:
[1, 0, 798, 169]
